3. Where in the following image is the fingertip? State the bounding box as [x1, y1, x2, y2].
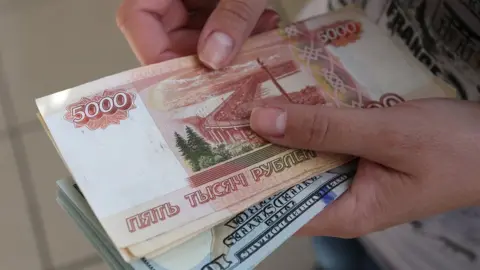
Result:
[251, 10, 281, 35]
[197, 0, 269, 69]
[250, 107, 286, 137]
[198, 31, 234, 70]
[116, 0, 179, 65]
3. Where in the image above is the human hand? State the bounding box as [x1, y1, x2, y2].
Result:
[116, 0, 279, 68]
[250, 98, 480, 238]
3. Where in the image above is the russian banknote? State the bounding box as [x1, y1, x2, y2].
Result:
[38, 7, 456, 260]
[292, 0, 480, 102]
[57, 163, 355, 270]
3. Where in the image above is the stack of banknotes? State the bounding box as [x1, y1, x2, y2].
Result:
[37, 7, 457, 270]
[56, 163, 355, 270]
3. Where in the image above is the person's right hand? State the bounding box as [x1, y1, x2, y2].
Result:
[250, 98, 480, 238]
[116, 0, 279, 68]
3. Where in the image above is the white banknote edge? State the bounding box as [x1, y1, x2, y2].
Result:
[56, 192, 130, 270]
[56, 162, 356, 270]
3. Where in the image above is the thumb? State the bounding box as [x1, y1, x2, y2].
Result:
[198, 0, 270, 69]
[250, 104, 402, 166]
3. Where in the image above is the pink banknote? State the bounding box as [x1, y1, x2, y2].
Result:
[36, 7, 455, 260]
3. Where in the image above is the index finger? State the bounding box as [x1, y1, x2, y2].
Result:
[116, 0, 186, 65]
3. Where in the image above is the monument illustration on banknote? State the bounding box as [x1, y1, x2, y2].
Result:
[131, 18, 373, 177]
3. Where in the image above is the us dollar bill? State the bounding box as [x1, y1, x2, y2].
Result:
[56, 162, 356, 270]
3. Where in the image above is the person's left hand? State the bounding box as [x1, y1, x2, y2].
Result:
[116, 0, 279, 68]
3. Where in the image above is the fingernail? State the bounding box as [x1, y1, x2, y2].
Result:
[200, 32, 233, 69]
[250, 107, 286, 137]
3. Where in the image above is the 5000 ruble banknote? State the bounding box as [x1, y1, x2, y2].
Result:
[37, 7, 455, 261]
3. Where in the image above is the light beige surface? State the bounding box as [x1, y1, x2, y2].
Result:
[0, 139, 41, 269]
[84, 263, 112, 270]
[0, 0, 321, 269]
[0, 0, 138, 125]
[23, 130, 94, 267]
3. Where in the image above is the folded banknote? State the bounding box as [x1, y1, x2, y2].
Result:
[37, 7, 455, 261]
[57, 163, 355, 270]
